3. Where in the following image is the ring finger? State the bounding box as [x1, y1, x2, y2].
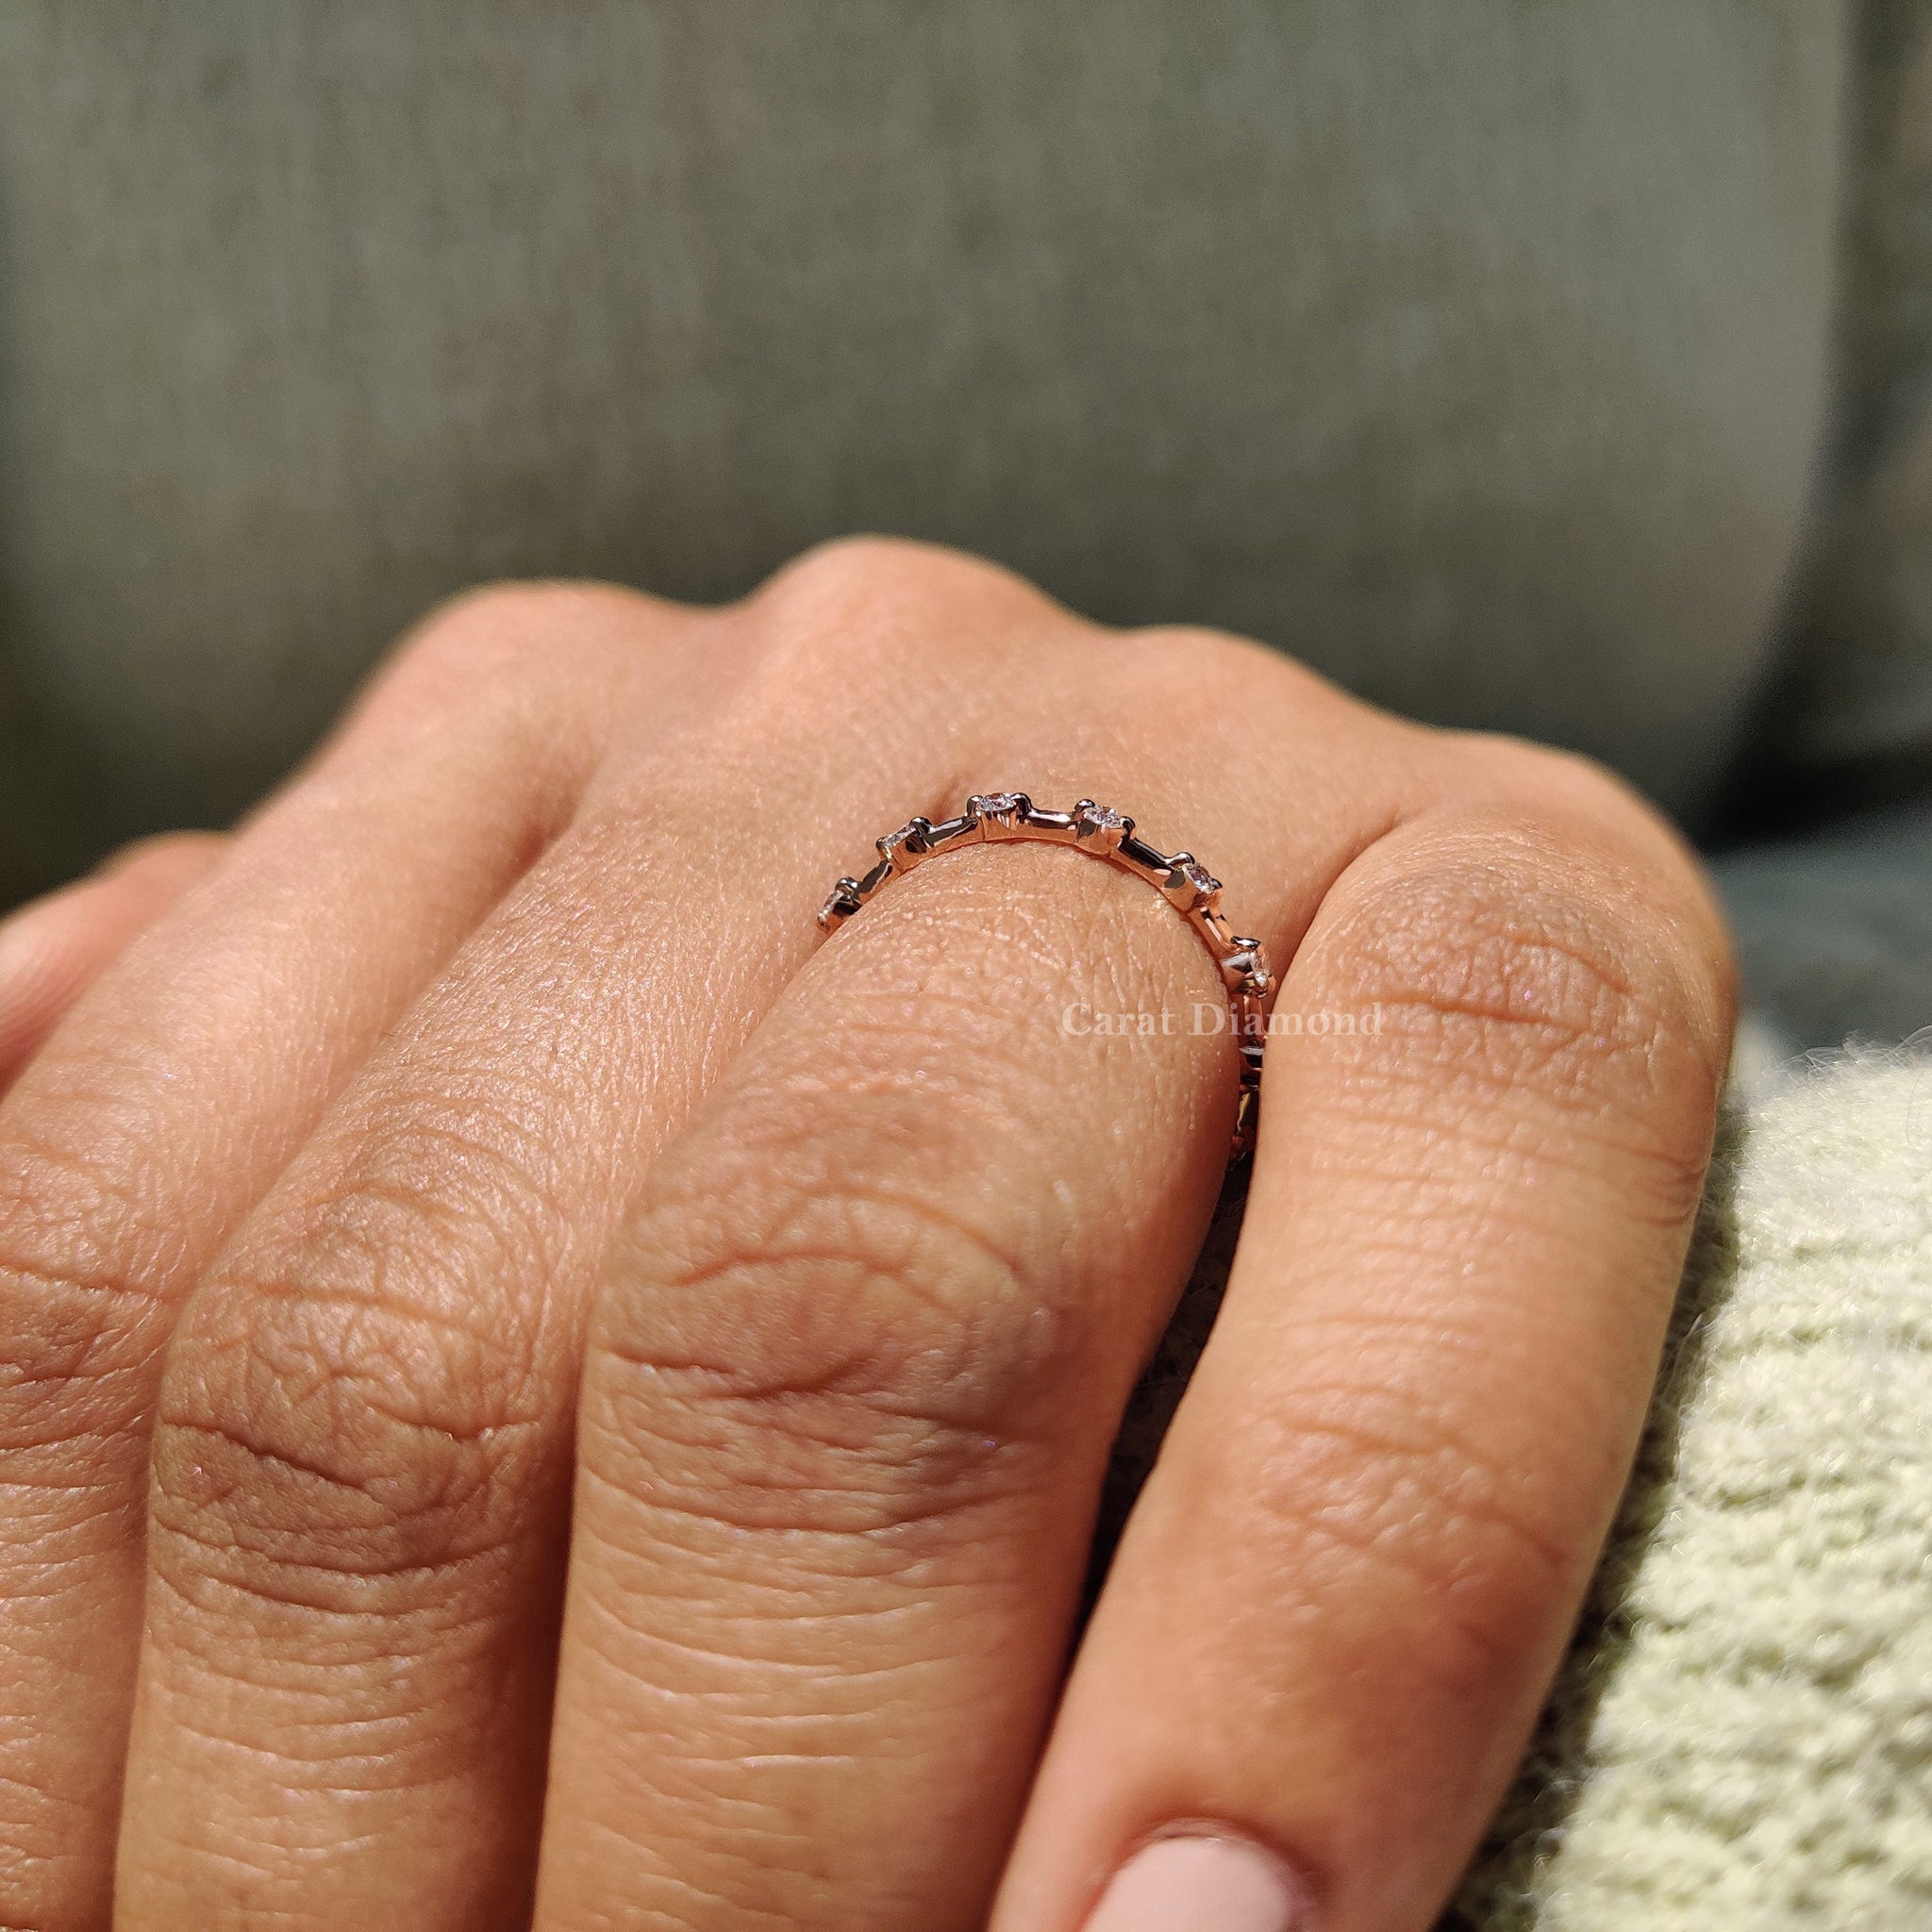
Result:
[532, 671, 1411, 1924]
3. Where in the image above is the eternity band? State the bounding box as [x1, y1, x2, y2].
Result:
[815, 793, 1275, 1158]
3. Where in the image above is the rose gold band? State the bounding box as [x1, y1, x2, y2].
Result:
[815, 793, 1275, 1158]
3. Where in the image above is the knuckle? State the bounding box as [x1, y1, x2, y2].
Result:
[0, 1250, 153, 1460]
[0, 1127, 170, 1458]
[151, 1286, 535, 1616]
[1127, 624, 1341, 712]
[1442, 737, 1736, 983]
[387, 576, 650, 697]
[758, 532, 1024, 610]
[1238, 1374, 1583, 1695]
[1327, 823, 1728, 1122]
[307, 1085, 575, 1322]
[1099, 627, 1390, 784]
[746, 534, 1062, 684]
[1451, 733, 1654, 824]
[591, 1118, 1079, 1541]
[149, 1136, 564, 1616]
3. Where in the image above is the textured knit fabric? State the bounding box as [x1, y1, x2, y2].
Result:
[1445, 1044, 1932, 1928]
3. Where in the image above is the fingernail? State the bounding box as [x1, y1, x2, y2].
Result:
[1084, 1832, 1309, 1931]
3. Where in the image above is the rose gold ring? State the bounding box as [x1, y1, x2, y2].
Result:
[815, 792, 1274, 1158]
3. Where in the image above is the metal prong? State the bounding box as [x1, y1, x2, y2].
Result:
[877, 816, 933, 872]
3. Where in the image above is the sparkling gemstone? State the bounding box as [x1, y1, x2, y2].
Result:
[1178, 858, 1221, 897]
[970, 791, 1027, 819]
[881, 819, 927, 853]
[1075, 802, 1131, 833]
[818, 883, 858, 927]
[1224, 942, 1273, 999]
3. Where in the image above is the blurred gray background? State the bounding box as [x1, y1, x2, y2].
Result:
[0, 1, 1926, 1046]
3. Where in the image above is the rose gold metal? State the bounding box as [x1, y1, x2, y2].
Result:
[816, 792, 1275, 1158]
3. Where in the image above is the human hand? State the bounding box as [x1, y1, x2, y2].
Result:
[0, 540, 1732, 1931]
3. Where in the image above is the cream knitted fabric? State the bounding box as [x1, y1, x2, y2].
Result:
[1451, 1043, 1932, 1928]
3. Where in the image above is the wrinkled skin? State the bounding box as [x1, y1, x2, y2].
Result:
[0, 540, 1731, 1932]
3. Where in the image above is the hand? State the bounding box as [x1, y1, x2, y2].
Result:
[0, 539, 1731, 1932]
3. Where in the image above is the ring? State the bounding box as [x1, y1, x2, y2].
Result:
[815, 792, 1275, 1158]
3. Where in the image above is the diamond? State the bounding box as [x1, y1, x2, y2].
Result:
[1162, 854, 1223, 912]
[817, 879, 863, 931]
[969, 791, 1027, 819]
[1221, 941, 1274, 1000]
[878, 817, 932, 869]
[1071, 799, 1132, 852]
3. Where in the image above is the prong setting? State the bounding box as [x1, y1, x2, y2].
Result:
[1160, 854, 1223, 916]
[967, 791, 1032, 839]
[877, 816, 933, 872]
[816, 876, 866, 933]
[1221, 941, 1275, 1003]
[1072, 799, 1133, 853]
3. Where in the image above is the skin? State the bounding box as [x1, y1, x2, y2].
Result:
[0, 538, 1733, 1931]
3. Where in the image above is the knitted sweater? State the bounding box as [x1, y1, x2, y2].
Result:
[1449, 1042, 1932, 1928]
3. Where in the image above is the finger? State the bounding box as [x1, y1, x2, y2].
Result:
[990, 774, 1734, 1932]
[528, 849, 1233, 1932]
[527, 715, 1394, 1932]
[0, 586, 650, 1929]
[0, 833, 226, 1093]
[115, 544, 1102, 1928]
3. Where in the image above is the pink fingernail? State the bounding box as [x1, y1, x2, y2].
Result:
[1083, 1832, 1309, 1931]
